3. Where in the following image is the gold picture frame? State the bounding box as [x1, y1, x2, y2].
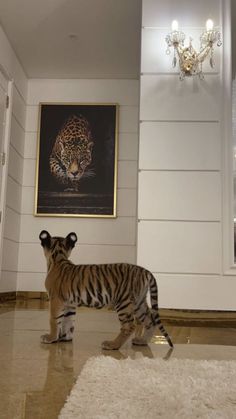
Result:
[34, 103, 118, 218]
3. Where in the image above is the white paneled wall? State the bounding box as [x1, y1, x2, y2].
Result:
[137, 0, 233, 309]
[0, 25, 27, 292]
[17, 79, 139, 291]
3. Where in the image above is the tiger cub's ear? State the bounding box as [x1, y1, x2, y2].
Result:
[39, 230, 51, 248]
[66, 232, 78, 248]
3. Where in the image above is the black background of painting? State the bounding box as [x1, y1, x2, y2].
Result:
[38, 104, 117, 195]
[36, 104, 117, 215]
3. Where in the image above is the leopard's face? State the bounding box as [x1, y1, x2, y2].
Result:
[57, 138, 93, 185]
[49, 115, 94, 190]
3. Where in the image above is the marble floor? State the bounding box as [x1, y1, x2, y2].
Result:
[1, 300, 236, 419]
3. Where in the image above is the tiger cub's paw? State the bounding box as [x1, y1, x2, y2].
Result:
[132, 337, 148, 346]
[40, 334, 58, 344]
[102, 340, 120, 350]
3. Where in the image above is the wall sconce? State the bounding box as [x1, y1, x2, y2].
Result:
[165, 19, 222, 80]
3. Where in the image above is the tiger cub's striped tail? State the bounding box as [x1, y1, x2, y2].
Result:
[149, 274, 173, 348]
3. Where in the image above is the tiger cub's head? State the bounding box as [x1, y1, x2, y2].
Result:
[39, 230, 77, 264]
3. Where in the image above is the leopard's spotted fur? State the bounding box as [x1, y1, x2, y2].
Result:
[49, 115, 94, 191]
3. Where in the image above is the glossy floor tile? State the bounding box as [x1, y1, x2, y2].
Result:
[1, 301, 236, 418]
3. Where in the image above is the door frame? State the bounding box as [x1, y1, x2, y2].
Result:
[0, 66, 13, 276]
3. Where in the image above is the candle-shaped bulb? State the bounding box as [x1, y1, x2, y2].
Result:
[206, 19, 214, 31]
[171, 20, 179, 31]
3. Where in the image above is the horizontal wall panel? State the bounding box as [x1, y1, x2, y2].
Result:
[118, 161, 138, 188]
[10, 116, 25, 158]
[117, 189, 137, 217]
[118, 133, 139, 161]
[12, 85, 26, 129]
[17, 272, 45, 292]
[4, 207, 20, 242]
[155, 274, 236, 310]
[140, 75, 221, 121]
[0, 271, 17, 293]
[6, 177, 22, 214]
[139, 121, 221, 170]
[2, 239, 19, 272]
[142, 0, 220, 27]
[141, 28, 220, 74]
[25, 105, 38, 132]
[119, 106, 139, 133]
[137, 220, 221, 274]
[27, 79, 140, 106]
[8, 145, 24, 184]
[20, 215, 136, 246]
[24, 132, 37, 159]
[18, 243, 136, 273]
[22, 159, 36, 187]
[138, 171, 221, 221]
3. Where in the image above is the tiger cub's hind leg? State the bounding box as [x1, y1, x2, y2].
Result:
[132, 303, 154, 346]
[102, 303, 135, 350]
[59, 305, 76, 342]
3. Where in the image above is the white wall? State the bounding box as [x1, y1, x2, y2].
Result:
[17, 79, 139, 291]
[0, 25, 27, 292]
[138, 0, 236, 309]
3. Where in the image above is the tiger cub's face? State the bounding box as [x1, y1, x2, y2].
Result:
[39, 230, 77, 263]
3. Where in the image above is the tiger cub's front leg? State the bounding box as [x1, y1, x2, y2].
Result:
[41, 298, 66, 344]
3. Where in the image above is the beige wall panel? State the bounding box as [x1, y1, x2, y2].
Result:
[27, 79, 139, 106]
[4, 207, 20, 242]
[138, 171, 221, 221]
[142, 0, 221, 27]
[2, 239, 19, 272]
[22, 159, 36, 187]
[140, 75, 221, 121]
[0, 271, 18, 292]
[6, 177, 22, 214]
[10, 116, 25, 157]
[17, 272, 45, 292]
[118, 133, 139, 161]
[20, 215, 136, 245]
[117, 189, 137, 217]
[139, 122, 220, 170]
[8, 146, 24, 184]
[24, 132, 37, 159]
[18, 243, 136, 274]
[156, 274, 236, 310]
[137, 220, 221, 274]
[12, 85, 26, 129]
[118, 161, 138, 188]
[119, 106, 139, 133]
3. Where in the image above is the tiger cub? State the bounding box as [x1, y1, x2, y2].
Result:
[39, 230, 173, 350]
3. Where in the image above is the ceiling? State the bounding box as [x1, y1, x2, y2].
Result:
[0, 0, 142, 79]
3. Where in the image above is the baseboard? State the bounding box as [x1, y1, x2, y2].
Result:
[0, 291, 16, 302]
[16, 291, 48, 300]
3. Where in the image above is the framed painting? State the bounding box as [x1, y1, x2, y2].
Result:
[34, 103, 118, 217]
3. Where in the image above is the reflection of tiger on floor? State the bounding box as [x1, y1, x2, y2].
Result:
[39, 230, 173, 350]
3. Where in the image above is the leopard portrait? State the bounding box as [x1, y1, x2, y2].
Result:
[49, 114, 94, 191]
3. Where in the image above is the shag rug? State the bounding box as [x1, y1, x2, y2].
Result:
[59, 356, 236, 419]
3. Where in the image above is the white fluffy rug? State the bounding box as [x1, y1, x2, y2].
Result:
[59, 355, 236, 419]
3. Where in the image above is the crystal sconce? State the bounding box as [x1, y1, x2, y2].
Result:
[165, 19, 222, 80]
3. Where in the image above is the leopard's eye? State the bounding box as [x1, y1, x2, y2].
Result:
[80, 159, 87, 168]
